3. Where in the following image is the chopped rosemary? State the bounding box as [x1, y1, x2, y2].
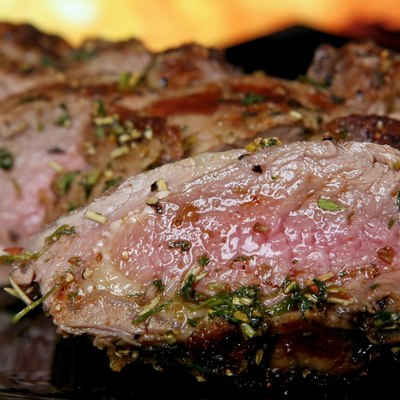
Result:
[267, 278, 330, 316]
[152, 279, 165, 291]
[58, 171, 79, 196]
[132, 300, 172, 325]
[102, 177, 122, 192]
[0, 224, 75, 263]
[168, 241, 191, 253]
[198, 254, 211, 266]
[11, 283, 61, 323]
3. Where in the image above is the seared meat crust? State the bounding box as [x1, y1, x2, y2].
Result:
[325, 114, 400, 148]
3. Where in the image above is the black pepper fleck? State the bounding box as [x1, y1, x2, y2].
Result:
[252, 165, 262, 173]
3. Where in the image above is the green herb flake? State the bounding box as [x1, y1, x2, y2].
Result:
[68, 292, 79, 300]
[0, 148, 13, 170]
[198, 254, 211, 266]
[67, 203, 81, 212]
[95, 125, 105, 138]
[0, 224, 75, 263]
[56, 113, 70, 127]
[132, 300, 172, 325]
[58, 172, 79, 196]
[188, 317, 202, 327]
[233, 256, 248, 263]
[41, 56, 54, 67]
[152, 279, 165, 291]
[177, 274, 197, 303]
[370, 283, 381, 291]
[118, 71, 130, 91]
[55, 104, 70, 126]
[317, 198, 347, 212]
[241, 92, 267, 105]
[11, 282, 61, 323]
[95, 99, 107, 117]
[11, 257, 79, 323]
[340, 124, 350, 139]
[388, 218, 395, 229]
[102, 177, 122, 192]
[79, 170, 101, 199]
[66, 50, 96, 62]
[297, 75, 329, 89]
[168, 240, 191, 253]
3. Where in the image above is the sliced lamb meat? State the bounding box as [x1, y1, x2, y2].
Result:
[7, 140, 400, 378]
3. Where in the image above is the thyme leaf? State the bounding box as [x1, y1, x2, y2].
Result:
[241, 92, 267, 105]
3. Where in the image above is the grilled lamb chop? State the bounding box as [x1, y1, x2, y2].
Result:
[7, 139, 400, 378]
[0, 22, 153, 102]
[305, 40, 400, 114]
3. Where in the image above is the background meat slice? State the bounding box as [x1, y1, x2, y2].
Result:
[324, 114, 400, 148]
[8, 140, 400, 376]
[0, 22, 153, 103]
[306, 41, 400, 115]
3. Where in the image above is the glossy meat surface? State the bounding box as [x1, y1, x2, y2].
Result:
[9, 140, 400, 375]
[3, 23, 400, 255]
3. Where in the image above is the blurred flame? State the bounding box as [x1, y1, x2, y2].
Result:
[0, 0, 399, 50]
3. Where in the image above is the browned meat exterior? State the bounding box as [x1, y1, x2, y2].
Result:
[324, 114, 400, 148]
[306, 41, 400, 114]
[144, 43, 241, 90]
[0, 22, 153, 102]
[0, 22, 72, 65]
[7, 140, 400, 379]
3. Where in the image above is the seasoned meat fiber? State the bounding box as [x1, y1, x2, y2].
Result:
[8, 140, 400, 375]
